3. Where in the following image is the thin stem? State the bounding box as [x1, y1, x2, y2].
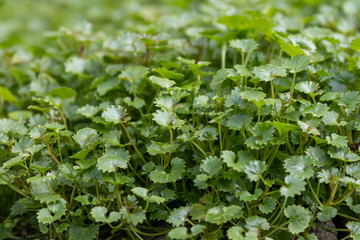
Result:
[290, 72, 296, 97]
[191, 141, 208, 158]
[221, 43, 227, 69]
[306, 179, 323, 206]
[57, 135, 63, 164]
[120, 122, 146, 164]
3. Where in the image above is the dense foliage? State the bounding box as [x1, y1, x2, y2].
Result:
[1, 0, 360, 239]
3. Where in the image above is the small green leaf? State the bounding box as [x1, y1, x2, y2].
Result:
[284, 205, 311, 234]
[246, 216, 270, 231]
[73, 128, 98, 148]
[131, 187, 165, 203]
[49, 87, 77, 100]
[167, 206, 191, 227]
[230, 39, 259, 53]
[97, 149, 130, 172]
[284, 155, 314, 179]
[295, 81, 319, 94]
[326, 133, 348, 148]
[0, 86, 16, 102]
[282, 55, 310, 73]
[346, 221, 360, 239]
[102, 105, 127, 124]
[317, 206, 337, 221]
[240, 90, 266, 103]
[90, 206, 121, 223]
[37, 199, 67, 224]
[149, 76, 176, 89]
[252, 64, 286, 82]
[280, 176, 306, 198]
[303, 103, 329, 117]
[69, 223, 98, 240]
[245, 160, 266, 182]
[149, 158, 185, 183]
[168, 225, 206, 240]
[153, 110, 175, 127]
[259, 197, 277, 214]
[226, 113, 252, 131]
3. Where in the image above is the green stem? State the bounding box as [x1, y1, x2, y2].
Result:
[290, 72, 296, 97]
[306, 179, 323, 206]
[271, 198, 287, 225]
[191, 141, 208, 158]
[120, 122, 146, 164]
[221, 43, 227, 69]
[218, 123, 223, 153]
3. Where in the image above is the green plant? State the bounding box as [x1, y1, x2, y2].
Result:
[1, 0, 360, 239]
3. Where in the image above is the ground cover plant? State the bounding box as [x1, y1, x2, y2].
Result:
[1, 0, 360, 239]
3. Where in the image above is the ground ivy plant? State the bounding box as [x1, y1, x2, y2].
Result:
[1, 0, 360, 239]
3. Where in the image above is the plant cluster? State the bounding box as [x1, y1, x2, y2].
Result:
[1, 0, 360, 239]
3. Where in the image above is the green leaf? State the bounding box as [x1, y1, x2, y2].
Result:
[77, 104, 100, 118]
[90, 206, 121, 223]
[168, 225, 206, 240]
[226, 113, 252, 131]
[0, 86, 16, 102]
[149, 158, 185, 183]
[338, 91, 360, 112]
[244, 160, 266, 182]
[280, 43, 305, 57]
[4, 156, 25, 168]
[326, 133, 348, 148]
[189, 204, 207, 221]
[351, 38, 360, 51]
[230, 39, 259, 53]
[97, 149, 130, 172]
[346, 197, 360, 214]
[280, 176, 306, 198]
[303, 103, 329, 117]
[221, 150, 250, 173]
[282, 55, 310, 73]
[131, 187, 165, 203]
[284, 155, 314, 178]
[239, 189, 263, 202]
[246, 216, 270, 231]
[245, 123, 275, 149]
[37, 199, 67, 224]
[69, 223, 98, 240]
[328, 146, 360, 162]
[295, 81, 319, 94]
[167, 206, 191, 227]
[270, 122, 299, 136]
[120, 207, 146, 225]
[252, 64, 286, 82]
[119, 66, 149, 81]
[153, 67, 184, 81]
[306, 147, 331, 167]
[102, 130, 122, 146]
[200, 155, 222, 176]
[149, 76, 176, 89]
[147, 142, 178, 155]
[240, 90, 265, 103]
[65, 57, 87, 74]
[227, 226, 244, 240]
[234, 65, 252, 77]
[101, 105, 127, 124]
[153, 110, 175, 127]
[259, 197, 277, 214]
[346, 221, 360, 240]
[205, 205, 242, 224]
[284, 205, 311, 234]
[49, 87, 77, 100]
[317, 206, 337, 221]
[73, 128, 98, 148]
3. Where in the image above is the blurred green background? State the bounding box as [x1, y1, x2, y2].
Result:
[0, 0, 341, 48]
